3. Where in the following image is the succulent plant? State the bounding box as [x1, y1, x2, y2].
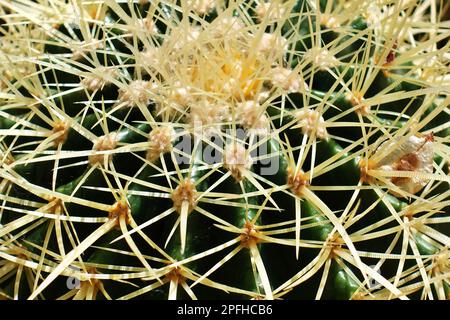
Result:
[0, 0, 449, 300]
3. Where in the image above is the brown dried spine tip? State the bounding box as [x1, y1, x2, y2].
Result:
[52, 121, 69, 146]
[171, 180, 197, 214]
[294, 109, 328, 140]
[385, 43, 397, 65]
[424, 132, 434, 143]
[89, 133, 118, 166]
[146, 126, 175, 162]
[373, 41, 398, 77]
[240, 221, 260, 248]
[108, 201, 131, 228]
[287, 167, 310, 197]
[223, 144, 253, 181]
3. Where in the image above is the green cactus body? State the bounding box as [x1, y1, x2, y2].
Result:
[0, 0, 448, 300]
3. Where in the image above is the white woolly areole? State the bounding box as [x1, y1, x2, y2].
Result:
[124, 18, 159, 42]
[364, 4, 383, 29]
[190, 99, 231, 137]
[236, 101, 269, 135]
[294, 109, 328, 140]
[173, 26, 202, 50]
[223, 144, 253, 181]
[221, 80, 237, 99]
[146, 126, 175, 162]
[169, 82, 193, 108]
[138, 17, 159, 35]
[210, 16, 245, 39]
[375, 135, 434, 196]
[256, 90, 271, 104]
[186, 0, 216, 15]
[256, 2, 286, 21]
[89, 132, 118, 165]
[154, 83, 194, 119]
[81, 66, 117, 91]
[305, 48, 339, 70]
[270, 67, 309, 93]
[138, 47, 161, 74]
[256, 33, 288, 57]
[117, 80, 157, 108]
[72, 41, 102, 60]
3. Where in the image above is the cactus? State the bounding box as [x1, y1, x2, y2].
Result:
[0, 0, 449, 300]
